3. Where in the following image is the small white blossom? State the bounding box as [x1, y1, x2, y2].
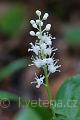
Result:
[40, 43, 46, 50]
[43, 13, 49, 20]
[48, 63, 61, 73]
[30, 20, 35, 25]
[36, 10, 41, 16]
[41, 59, 47, 66]
[42, 33, 52, 45]
[28, 43, 40, 55]
[31, 74, 44, 88]
[33, 58, 42, 68]
[45, 24, 51, 31]
[46, 58, 54, 64]
[45, 47, 52, 56]
[29, 31, 35, 36]
[46, 47, 58, 55]
[33, 58, 47, 67]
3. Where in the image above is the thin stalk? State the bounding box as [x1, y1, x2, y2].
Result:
[43, 66, 52, 102]
[43, 66, 56, 120]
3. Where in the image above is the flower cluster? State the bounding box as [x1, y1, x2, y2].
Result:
[28, 10, 61, 88]
[31, 73, 45, 88]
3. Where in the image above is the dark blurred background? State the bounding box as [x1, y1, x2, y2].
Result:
[0, 0, 80, 119]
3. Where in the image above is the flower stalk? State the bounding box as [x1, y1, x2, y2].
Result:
[43, 66, 56, 120]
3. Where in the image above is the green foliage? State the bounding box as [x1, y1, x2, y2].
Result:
[13, 95, 52, 120]
[14, 105, 52, 120]
[53, 75, 80, 120]
[65, 27, 80, 46]
[0, 58, 29, 80]
[14, 108, 42, 120]
[33, 105, 52, 120]
[0, 91, 19, 101]
[0, 4, 26, 35]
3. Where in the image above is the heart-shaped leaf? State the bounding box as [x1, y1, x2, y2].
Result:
[52, 75, 80, 120]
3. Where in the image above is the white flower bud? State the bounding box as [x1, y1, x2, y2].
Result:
[30, 20, 35, 25]
[36, 10, 41, 16]
[36, 20, 43, 26]
[29, 31, 35, 36]
[40, 21, 43, 26]
[36, 20, 40, 25]
[45, 24, 51, 31]
[36, 32, 40, 36]
[43, 13, 49, 20]
[32, 24, 37, 28]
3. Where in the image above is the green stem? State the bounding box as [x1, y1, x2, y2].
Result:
[43, 66, 56, 120]
[43, 66, 52, 101]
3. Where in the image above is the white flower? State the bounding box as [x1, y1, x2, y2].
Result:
[46, 47, 52, 56]
[45, 46, 58, 56]
[41, 59, 47, 66]
[45, 24, 51, 31]
[29, 31, 35, 36]
[43, 13, 49, 20]
[33, 58, 47, 67]
[48, 63, 61, 73]
[36, 10, 41, 16]
[36, 32, 40, 36]
[42, 33, 52, 45]
[31, 74, 44, 88]
[46, 58, 54, 64]
[33, 58, 42, 68]
[28, 42, 40, 55]
[32, 23, 37, 28]
[30, 20, 35, 25]
[40, 43, 46, 50]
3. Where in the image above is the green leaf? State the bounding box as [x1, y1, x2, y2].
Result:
[14, 108, 42, 120]
[0, 58, 29, 80]
[33, 105, 52, 120]
[15, 97, 52, 120]
[13, 96, 52, 120]
[65, 27, 80, 46]
[0, 4, 26, 35]
[0, 91, 19, 101]
[14, 106, 52, 120]
[53, 75, 80, 120]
